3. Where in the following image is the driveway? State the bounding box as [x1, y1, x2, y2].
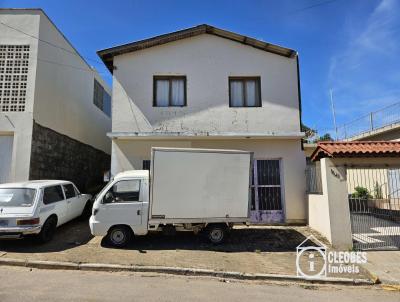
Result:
[350, 214, 400, 250]
[0, 218, 369, 279]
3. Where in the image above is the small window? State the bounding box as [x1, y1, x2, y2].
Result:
[93, 79, 104, 110]
[229, 77, 261, 107]
[63, 184, 76, 199]
[43, 185, 64, 205]
[103, 180, 141, 203]
[93, 79, 111, 117]
[153, 76, 186, 107]
[142, 160, 151, 170]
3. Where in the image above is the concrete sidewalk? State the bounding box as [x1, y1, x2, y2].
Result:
[362, 251, 400, 285]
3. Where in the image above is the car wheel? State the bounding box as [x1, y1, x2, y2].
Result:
[206, 224, 226, 244]
[106, 226, 132, 248]
[38, 217, 57, 243]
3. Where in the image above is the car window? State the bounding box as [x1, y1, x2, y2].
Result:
[0, 188, 36, 207]
[103, 180, 140, 203]
[63, 184, 76, 199]
[43, 185, 65, 205]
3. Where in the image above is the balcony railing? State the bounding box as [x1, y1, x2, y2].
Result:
[336, 101, 400, 140]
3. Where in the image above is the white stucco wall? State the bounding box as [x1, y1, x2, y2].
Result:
[112, 34, 300, 135]
[112, 138, 306, 223]
[308, 158, 353, 249]
[32, 10, 111, 154]
[0, 11, 40, 181]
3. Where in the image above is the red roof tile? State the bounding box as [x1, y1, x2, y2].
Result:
[310, 141, 400, 161]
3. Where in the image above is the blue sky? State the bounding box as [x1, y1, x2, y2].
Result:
[1, 0, 399, 135]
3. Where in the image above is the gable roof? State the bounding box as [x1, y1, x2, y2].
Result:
[97, 24, 297, 73]
[311, 141, 400, 161]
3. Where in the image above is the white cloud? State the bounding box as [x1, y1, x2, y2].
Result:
[327, 0, 400, 124]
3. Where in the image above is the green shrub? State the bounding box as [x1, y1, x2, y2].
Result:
[351, 186, 372, 199]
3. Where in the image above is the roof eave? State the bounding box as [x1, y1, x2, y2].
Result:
[97, 24, 297, 73]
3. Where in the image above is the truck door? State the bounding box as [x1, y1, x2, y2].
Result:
[100, 179, 143, 227]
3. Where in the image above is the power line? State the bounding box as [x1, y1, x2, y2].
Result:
[37, 57, 95, 73]
[289, 0, 340, 14]
[0, 21, 104, 66]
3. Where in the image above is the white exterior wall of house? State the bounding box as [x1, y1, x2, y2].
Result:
[33, 11, 111, 154]
[112, 138, 306, 223]
[0, 11, 40, 181]
[109, 32, 306, 224]
[0, 9, 111, 185]
[112, 34, 300, 134]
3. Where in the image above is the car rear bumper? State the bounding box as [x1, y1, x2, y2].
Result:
[0, 226, 41, 239]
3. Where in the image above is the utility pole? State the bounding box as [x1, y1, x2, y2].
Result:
[330, 89, 338, 141]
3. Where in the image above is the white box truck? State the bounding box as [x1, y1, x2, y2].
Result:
[89, 148, 253, 247]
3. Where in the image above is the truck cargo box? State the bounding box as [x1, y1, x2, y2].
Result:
[149, 148, 252, 223]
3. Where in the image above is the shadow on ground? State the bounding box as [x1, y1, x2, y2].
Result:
[1, 220, 318, 254]
[0, 219, 93, 253]
[101, 227, 312, 253]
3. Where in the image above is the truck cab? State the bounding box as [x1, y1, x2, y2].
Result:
[89, 170, 150, 245]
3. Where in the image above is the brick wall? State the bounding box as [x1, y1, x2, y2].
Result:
[29, 121, 110, 192]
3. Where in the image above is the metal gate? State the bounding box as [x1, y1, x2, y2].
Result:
[250, 159, 284, 223]
[347, 166, 400, 250]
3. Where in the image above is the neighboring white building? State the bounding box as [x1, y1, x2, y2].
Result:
[0, 9, 111, 191]
[98, 25, 306, 224]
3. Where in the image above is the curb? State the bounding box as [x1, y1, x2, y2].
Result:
[0, 257, 375, 286]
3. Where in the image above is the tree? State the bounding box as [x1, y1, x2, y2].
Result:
[301, 123, 316, 139]
[302, 123, 334, 143]
[317, 133, 333, 141]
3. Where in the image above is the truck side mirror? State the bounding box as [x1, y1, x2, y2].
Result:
[104, 191, 114, 204]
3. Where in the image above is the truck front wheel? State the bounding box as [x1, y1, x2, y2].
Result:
[206, 224, 226, 244]
[106, 226, 132, 248]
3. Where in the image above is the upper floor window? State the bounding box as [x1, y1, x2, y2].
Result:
[153, 76, 186, 107]
[93, 79, 111, 117]
[229, 77, 261, 107]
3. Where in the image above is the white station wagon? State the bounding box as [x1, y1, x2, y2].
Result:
[0, 180, 92, 242]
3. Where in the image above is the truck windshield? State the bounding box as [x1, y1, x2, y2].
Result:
[0, 188, 37, 207]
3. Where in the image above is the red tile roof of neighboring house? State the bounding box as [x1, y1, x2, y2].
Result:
[310, 141, 400, 161]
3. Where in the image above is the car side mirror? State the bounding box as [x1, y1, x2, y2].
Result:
[104, 192, 114, 204]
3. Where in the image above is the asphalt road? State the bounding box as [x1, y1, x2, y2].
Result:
[0, 266, 399, 302]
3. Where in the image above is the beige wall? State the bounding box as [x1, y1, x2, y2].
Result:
[33, 10, 111, 154]
[112, 34, 301, 135]
[112, 138, 306, 223]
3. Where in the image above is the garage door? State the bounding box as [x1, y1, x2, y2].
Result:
[0, 135, 13, 183]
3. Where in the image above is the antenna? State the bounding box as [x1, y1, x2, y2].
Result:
[330, 89, 338, 141]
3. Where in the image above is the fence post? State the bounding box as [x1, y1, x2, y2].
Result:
[370, 112, 374, 131]
[321, 158, 353, 250]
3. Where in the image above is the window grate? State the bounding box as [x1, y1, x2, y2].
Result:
[0, 45, 29, 112]
[93, 78, 111, 117]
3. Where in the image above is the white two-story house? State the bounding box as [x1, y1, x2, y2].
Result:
[98, 25, 306, 224]
[0, 9, 111, 191]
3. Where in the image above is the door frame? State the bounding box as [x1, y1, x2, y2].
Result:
[251, 157, 286, 223]
[0, 134, 14, 183]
